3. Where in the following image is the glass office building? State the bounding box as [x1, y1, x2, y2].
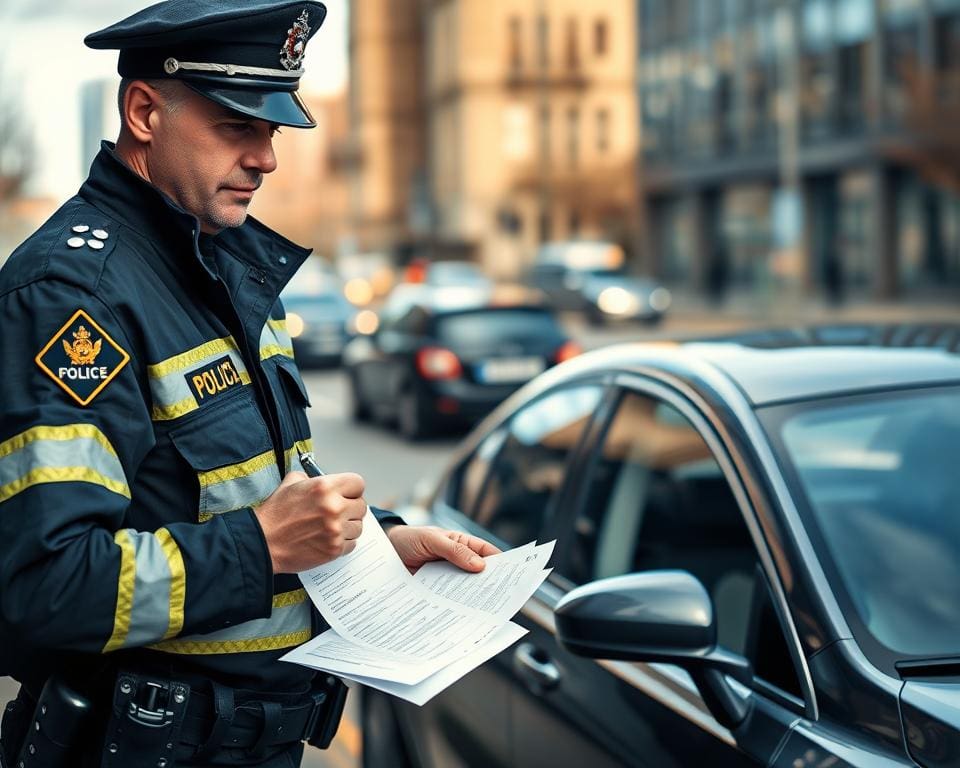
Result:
[638, 0, 960, 301]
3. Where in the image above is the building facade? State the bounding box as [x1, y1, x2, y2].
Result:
[421, 0, 639, 278]
[346, 0, 426, 257]
[345, 0, 638, 278]
[639, 0, 960, 302]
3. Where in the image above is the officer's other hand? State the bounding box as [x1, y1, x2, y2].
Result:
[386, 526, 501, 574]
[254, 470, 366, 574]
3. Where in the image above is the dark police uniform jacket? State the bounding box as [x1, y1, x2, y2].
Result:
[0, 143, 400, 695]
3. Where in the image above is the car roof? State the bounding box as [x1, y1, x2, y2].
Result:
[549, 323, 960, 406]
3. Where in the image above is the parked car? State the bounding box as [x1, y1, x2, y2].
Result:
[363, 323, 960, 768]
[529, 241, 671, 325]
[402, 258, 494, 293]
[342, 287, 580, 439]
[281, 263, 357, 367]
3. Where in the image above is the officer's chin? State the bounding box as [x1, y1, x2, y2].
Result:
[207, 203, 250, 231]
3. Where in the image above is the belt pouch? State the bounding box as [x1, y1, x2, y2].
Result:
[306, 675, 348, 750]
[100, 672, 190, 768]
[16, 677, 95, 768]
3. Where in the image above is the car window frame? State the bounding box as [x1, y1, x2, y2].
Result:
[430, 374, 618, 556]
[550, 373, 816, 721]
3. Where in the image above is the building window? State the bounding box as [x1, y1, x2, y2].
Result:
[567, 106, 580, 168]
[596, 107, 610, 153]
[539, 209, 552, 242]
[509, 16, 523, 72]
[565, 17, 580, 70]
[593, 19, 610, 56]
[538, 14, 550, 69]
[539, 104, 552, 161]
[594, 18, 608, 55]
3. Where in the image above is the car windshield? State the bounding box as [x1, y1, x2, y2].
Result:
[764, 386, 960, 659]
[437, 309, 560, 345]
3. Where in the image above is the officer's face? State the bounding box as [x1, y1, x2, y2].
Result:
[150, 88, 280, 233]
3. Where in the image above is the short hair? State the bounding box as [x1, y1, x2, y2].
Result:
[117, 78, 185, 129]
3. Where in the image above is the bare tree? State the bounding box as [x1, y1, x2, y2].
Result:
[0, 74, 35, 204]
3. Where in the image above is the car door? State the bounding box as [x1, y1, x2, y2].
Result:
[509, 379, 813, 768]
[394, 381, 610, 768]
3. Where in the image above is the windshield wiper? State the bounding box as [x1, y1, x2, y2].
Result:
[897, 657, 960, 678]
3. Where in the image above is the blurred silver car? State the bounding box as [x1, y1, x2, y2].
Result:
[529, 241, 671, 325]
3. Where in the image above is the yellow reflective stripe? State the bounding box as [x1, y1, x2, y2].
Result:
[0, 467, 130, 503]
[0, 424, 118, 460]
[148, 337, 239, 379]
[283, 440, 314, 473]
[104, 530, 136, 653]
[268, 318, 287, 333]
[272, 588, 307, 608]
[155, 528, 186, 641]
[148, 629, 311, 656]
[151, 397, 199, 421]
[260, 344, 294, 361]
[198, 449, 276, 488]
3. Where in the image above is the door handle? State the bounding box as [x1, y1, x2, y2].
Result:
[513, 642, 561, 692]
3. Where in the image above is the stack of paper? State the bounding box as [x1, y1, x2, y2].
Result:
[281, 511, 554, 705]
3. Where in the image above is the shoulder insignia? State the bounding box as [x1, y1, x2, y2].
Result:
[35, 309, 130, 406]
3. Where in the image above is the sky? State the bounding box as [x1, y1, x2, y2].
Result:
[0, 0, 348, 199]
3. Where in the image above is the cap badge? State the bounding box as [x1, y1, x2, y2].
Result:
[280, 10, 311, 71]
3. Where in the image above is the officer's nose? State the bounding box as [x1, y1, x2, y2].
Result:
[242, 131, 278, 175]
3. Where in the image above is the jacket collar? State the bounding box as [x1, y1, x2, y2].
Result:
[78, 142, 311, 298]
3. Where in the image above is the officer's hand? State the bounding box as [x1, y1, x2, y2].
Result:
[254, 470, 366, 574]
[386, 526, 501, 574]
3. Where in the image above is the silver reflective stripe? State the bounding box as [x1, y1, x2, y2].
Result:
[125, 530, 175, 646]
[149, 590, 312, 654]
[148, 337, 252, 421]
[200, 453, 282, 520]
[259, 318, 293, 360]
[0, 425, 129, 502]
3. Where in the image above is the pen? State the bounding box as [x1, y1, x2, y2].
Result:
[297, 450, 326, 478]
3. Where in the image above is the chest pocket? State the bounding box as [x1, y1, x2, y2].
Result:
[265, 357, 313, 471]
[170, 394, 281, 522]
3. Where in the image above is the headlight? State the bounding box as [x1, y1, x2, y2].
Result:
[287, 312, 306, 338]
[352, 309, 380, 335]
[344, 278, 374, 306]
[596, 286, 640, 315]
[649, 287, 672, 312]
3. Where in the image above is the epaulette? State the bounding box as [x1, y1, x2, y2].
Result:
[1, 198, 120, 296]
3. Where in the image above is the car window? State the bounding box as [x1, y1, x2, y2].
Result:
[463, 385, 604, 547]
[565, 389, 803, 699]
[436, 310, 561, 345]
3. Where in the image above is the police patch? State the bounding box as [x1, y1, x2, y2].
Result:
[185, 355, 245, 406]
[35, 309, 130, 406]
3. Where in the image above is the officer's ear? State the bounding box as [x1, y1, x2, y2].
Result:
[121, 80, 166, 144]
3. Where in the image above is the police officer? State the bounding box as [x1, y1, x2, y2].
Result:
[0, 2, 498, 766]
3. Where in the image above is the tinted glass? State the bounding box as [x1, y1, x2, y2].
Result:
[767, 387, 960, 658]
[566, 390, 801, 696]
[472, 385, 604, 546]
[436, 310, 561, 345]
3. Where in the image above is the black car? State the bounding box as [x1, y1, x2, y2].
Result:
[281, 262, 357, 367]
[342, 289, 579, 440]
[363, 324, 960, 767]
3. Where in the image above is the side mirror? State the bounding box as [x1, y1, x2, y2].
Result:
[555, 570, 753, 730]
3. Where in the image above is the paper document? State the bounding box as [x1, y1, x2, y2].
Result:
[282, 512, 554, 704]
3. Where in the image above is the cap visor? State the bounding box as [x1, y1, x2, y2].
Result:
[184, 82, 316, 128]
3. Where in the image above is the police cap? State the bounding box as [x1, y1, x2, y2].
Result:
[85, 1, 327, 128]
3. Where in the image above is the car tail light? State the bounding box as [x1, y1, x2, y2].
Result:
[554, 341, 582, 363]
[416, 347, 463, 380]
